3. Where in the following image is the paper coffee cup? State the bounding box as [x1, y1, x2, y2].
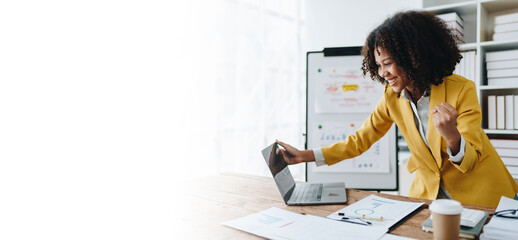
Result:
[429, 199, 463, 240]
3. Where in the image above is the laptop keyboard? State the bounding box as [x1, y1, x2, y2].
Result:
[291, 184, 323, 202]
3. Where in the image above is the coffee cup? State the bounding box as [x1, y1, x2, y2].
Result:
[429, 199, 463, 240]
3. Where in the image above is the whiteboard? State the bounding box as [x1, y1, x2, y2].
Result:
[305, 47, 398, 191]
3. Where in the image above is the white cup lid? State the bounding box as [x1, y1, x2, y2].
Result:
[429, 199, 463, 215]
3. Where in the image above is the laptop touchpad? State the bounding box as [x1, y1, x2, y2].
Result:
[321, 187, 346, 201]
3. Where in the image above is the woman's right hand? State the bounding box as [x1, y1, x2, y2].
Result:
[275, 140, 315, 165]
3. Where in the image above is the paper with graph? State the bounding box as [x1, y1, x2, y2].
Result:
[327, 195, 424, 229]
[223, 207, 388, 240]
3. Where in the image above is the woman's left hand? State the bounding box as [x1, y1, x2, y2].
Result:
[430, 102, 461, 154]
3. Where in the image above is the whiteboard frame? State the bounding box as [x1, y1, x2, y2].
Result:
[305, 47, 399, 191]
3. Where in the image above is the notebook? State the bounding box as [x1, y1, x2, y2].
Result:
[422, 208, 489, 239]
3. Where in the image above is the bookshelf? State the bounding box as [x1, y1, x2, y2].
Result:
[423, 0, 518, 182]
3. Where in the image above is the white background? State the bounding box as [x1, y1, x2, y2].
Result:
[0, 0, 421, 239]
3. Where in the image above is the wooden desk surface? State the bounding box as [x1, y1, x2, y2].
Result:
[179, 173, 495, 239]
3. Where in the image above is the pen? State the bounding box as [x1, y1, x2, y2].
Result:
[340, 217, 370, 226]
[336, 212, 385, 222]
[335, 213, 373, 224]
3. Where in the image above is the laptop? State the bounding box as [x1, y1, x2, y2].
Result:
[261, 142, 347, 205]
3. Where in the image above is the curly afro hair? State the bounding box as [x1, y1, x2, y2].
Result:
[361, 10, 462, 96]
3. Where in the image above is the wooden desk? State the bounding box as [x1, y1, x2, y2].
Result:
[180, 173, 495, 239]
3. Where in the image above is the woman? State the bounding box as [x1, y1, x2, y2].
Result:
[277, 10, 518, 208]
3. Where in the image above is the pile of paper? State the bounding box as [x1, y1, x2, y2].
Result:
[485, 49, 518, 87]
[437, 12, 464, 43]
[493, 10, 518, 41]
[223, 196, 423, 240]
[490, 140, 518, 181]
[223, 207, 388, 240]
[479, 196, 518, 240]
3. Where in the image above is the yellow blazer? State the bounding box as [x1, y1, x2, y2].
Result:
[321, 74, 518, 208]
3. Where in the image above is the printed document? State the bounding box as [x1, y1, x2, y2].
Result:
[222, 207, 387, 240]
[481, 196, 518, 240]
[327, 194, 424, 230]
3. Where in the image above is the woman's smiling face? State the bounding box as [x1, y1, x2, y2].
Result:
[374, 47, 412, 95]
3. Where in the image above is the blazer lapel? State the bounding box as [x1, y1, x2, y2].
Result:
[399, 96, 440, 173]
[427, 83, 446, 169]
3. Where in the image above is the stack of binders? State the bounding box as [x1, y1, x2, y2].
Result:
[486, 49, 518, 86]
[490, 139, 518, 183]
[437, 12, 464, 43]
[454, 51, 477, 82]
[487, 95, 518, 130]
[493, 10, 518, 41]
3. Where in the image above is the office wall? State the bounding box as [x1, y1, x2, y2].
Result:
[304, 0, 422, 51]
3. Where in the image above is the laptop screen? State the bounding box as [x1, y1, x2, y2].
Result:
[262, 143, 296, 201]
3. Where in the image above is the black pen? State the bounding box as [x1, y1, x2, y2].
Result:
[340, 217, 370, 226]
[336, 212, 385, 223]
[336, 213, 373, 225]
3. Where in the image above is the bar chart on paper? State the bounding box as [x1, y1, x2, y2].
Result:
[327, 195, 424, 229]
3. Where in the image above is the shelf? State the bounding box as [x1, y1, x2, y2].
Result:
[480, 85, 518, 90]
[480, 40, 518, 51]
[484, 129, 518, 134]
[460, 43, 477, 51]
[425, 1, 518, 185]
[424, 1, 478, 14]
[423, 0, 518, 140]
